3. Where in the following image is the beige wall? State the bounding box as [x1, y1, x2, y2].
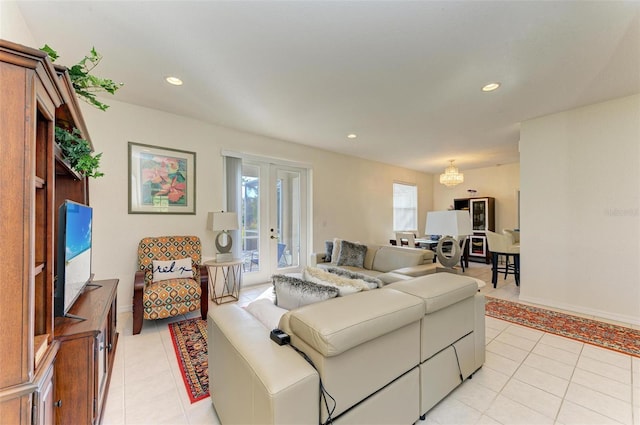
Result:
[1, 3, 433, 311]
[520, 94, 640, 325]
[0, 2, 36, 46]
[80, 98, 432, 311]
[432, 163, 520, 233]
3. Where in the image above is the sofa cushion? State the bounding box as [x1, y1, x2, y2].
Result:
[143, 278, 201, 319]
[284, 288, 424, 356]
[387, 273, 477, 314]
[336, 240, 368, 268]
[376, 272, 416, 284]
[371, 247, 424, 272]
[392, 263, 438, 277]
[273, 274, 339, 310]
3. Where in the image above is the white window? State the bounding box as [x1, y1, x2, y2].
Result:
[393, 183, 417, 232]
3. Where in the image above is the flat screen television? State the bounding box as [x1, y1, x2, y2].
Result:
[55, 200, 95, 319]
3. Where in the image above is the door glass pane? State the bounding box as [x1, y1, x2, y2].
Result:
[276, 169, 300, 269]
[241, 164, 260, 272]
[471, 200, 486, 231]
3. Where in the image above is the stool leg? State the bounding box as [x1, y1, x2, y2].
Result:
[514, 254, 520, 286]
[504, 255, 510, 280]
[491, 252, 499, 287]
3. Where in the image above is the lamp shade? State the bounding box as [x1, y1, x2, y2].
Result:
[207, 211, 239, 231]
[425, 210, 472, 237]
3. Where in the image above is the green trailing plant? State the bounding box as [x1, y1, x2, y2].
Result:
[41, 44, 122, 111]
[55, 127, 104, 178]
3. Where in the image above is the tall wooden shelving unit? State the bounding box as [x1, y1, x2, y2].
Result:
[0, 39, 63, 425]
[0, 40, 118, 425]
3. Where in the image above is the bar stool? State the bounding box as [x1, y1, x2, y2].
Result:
[485, 231, 520, 288]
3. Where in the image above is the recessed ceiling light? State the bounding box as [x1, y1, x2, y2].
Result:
[347, 133, 357, 139]
[165, 76, 183, 86]
[482, 82, 501, 92]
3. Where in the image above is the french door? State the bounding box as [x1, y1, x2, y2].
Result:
[241, 161, 308, 285]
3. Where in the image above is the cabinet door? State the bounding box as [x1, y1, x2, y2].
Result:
[54, 337, 94, 424]
[33, 362, 55, 425]
[469, 235, 487, 257]
[470, 199, 488, 232]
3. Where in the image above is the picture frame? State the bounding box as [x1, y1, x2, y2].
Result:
[128, 142, 196, 214]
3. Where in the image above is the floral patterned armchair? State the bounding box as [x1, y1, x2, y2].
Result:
[133, 236, 208, 335]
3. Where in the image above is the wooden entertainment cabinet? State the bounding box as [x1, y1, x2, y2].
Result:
[54, 280, 118, 425]
[0, 40, 117, 424]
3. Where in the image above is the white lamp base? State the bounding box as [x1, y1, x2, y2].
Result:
[435, 235, 462, 268]
[216, 253, 234, 262]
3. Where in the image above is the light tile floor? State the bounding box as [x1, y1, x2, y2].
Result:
[102, 262, 640, 425]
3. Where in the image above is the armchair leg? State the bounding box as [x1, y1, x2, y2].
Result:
[200, 265, 209, 320]
[133, 289, 143, 335]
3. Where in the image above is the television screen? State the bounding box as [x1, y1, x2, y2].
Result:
[55, 200, 93, 317]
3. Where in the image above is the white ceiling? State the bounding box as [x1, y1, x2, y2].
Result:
[16, 1, 640, 174]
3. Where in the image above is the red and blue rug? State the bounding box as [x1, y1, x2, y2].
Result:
[168, 299, 639, 403]
[168, 318, 209, 403]
[485, 296, 640, 357]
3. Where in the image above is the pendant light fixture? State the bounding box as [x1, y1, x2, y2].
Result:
[439, 160, 464, 187]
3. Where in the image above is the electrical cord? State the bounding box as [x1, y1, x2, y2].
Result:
[289, 343, 337, 424]
[451, 344, 464, 382]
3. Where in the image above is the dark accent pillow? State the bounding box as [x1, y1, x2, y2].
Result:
[336, 240, 367, 268]
[325, 240, 334, 262]
[325, 266, 383, 289]
[272, 274, 339, 310]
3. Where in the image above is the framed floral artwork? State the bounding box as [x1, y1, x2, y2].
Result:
[128, 142, 196, 214]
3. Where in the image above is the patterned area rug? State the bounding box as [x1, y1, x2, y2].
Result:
[168, 318, 209, 403]
[485, 296, 640, 357]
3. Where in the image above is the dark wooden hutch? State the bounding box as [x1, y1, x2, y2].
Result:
[454, 197, 495, 264]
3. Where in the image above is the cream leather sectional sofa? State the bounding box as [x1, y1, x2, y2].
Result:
[310, 241, 437, 283]
[208, 272, 485, 424]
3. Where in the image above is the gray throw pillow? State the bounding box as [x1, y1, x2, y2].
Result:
[272, 274, 339, 310]
[325, 240, 334, 262]
[336, 240, 367, 268]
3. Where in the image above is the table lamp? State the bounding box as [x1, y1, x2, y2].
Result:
[207, 211, 239, 262]
[425, 210, 472, 270]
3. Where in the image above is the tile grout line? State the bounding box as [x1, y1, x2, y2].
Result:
[552, 336, 583, 425]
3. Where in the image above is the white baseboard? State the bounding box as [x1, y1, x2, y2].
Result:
[518, 295, 640, 327]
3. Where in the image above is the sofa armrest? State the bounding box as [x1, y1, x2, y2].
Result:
[474, 293, 486, 371]
[392, 263, 438, 278]
[209, 305, 319, 424]
[309, 252, 328, 266]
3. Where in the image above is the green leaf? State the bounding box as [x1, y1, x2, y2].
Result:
[54, 127, 104, 178]
[44, 45, 122, 111]
[40, 44, 59, 61]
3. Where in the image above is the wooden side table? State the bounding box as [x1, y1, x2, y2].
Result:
[204, 259, 243, 304]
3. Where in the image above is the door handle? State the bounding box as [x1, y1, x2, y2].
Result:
[270, 235, 277, 239]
